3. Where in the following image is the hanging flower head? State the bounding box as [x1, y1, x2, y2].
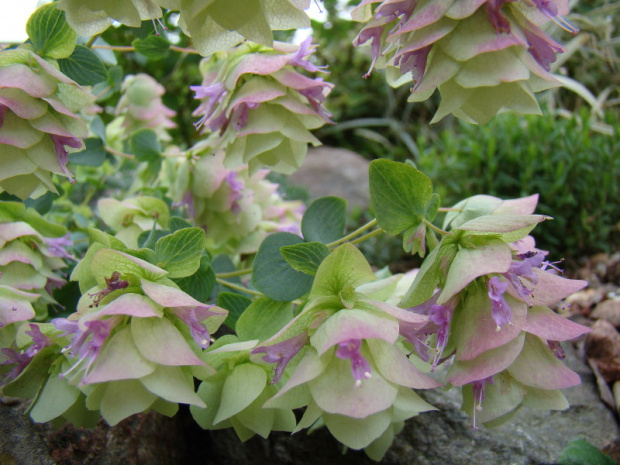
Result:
[190, 38, 333, 175]
[353, 0, 575, 123]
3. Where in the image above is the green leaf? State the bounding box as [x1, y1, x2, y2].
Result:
[558, 439, 616, 465]
[235, 297, 294, 342]
[169, 217, 194, 232]
[301, 196, 347, 244]
[130, 129, 161, 162]
[132, 35, 170, 60]
[280, 242, 329, 276]
[154, 228, 206, 278]
[369, 159, 435, 235]
[58, 45, 108, 85]
[252, 232, 314, 302]
[30, 374, 80, 423]
[173, 255, 215, 303]
[309, 243, 376, 299]
[217, 292, 252, 330]
[26, 3, 76, 59]
[69, 138, 107, 166]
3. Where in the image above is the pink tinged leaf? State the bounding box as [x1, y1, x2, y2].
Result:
[0, 89, 47, 120]
[226, 54, 290, 88]
[131, 316, 206, 366]
[448, 332, 525, 386]
[453, 290, 527, 361]
[523, 306, 591, 341]
[493, 194, 539, 215]
[362, 299, 429, 328]
[88, 293, 163, 319]
[507, 333, 580, 389]
[309, 355, 398, 418]
[367, 338, 441, 388]
[523, 269, 588, 306]
[272, 348, 327, 400]
[309, 309, 400, 355]
[437, 238, 512, 304]
[0, 64, 56, 98]
[141, 279, 205, 308]
[397, 0, 454, 34]
[0, 298, 35, 327]
[84, 326, 155, 384]
[252, 331, 309, 384]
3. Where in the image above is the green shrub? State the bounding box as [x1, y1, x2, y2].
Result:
[413, 111, 619, 260]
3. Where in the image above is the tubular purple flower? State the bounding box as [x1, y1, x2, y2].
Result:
[488, 276, 512, 329]
[43, 232, 75, 261]
[287, 37, 327, 73]
[252, 332, 309, 384]
[521, 22, 565, 71]
[191, 82, 227, 131]
[486, 0, 517, 33]
[353, 25, 385, 78]
[547, 340, 566, 360]
[51, 134, 82, 182]
[24, 323, 51, 357]
[393, 45, 431, 84]
[335, 339, 372, 386]
[0, 348, 31, 381]
[224, 172, 244, 215]
[472, 375, 494, 429]
[172, 307, 217, 349]
[502, 250, 546, 300]
[54, 317, 119, 383]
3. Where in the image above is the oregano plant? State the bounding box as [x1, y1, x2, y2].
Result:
[0, 0, 594, 461]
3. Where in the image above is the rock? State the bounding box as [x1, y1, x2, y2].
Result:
[289, 147, 370, 210]
[592, 298, 620, 328]
[585, 319, 620, 383]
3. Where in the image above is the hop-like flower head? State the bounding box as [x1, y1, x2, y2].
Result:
[0, 49, 93, 198]
[353, 0, 574, 123]
[191, 38, 333, 175]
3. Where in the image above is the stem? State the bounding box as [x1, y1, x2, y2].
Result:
[105, 146, 134, 159]
[216, 278, 263, 297]
[327, 218, 378, 248]
[92, 44, 201, 55]
[85, 34, 101, 48]
[349, 228, 383, 246]
[423, 219, 452, 236]
[216, 268, 253, 279]
[438, 207, 461, 213]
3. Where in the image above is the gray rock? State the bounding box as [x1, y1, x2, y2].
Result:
[289, 147, 370, 210]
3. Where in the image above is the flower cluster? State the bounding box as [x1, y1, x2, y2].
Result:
[96, 196, 171, 249]
[353, 0, 574, 123]
[0, 202, 74, 385]
[166, 145, 304, 255]
[106, 73, 177, 149]
[0, 48, 93, 199]
[3, 245, 228, 426]
[251, 244, 440, 459]
[400, 193, 590, 428]
[190, 38, 333, 174]
[56, 0, 310, 56]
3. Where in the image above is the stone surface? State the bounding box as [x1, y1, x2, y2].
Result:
[592, 298, 620, 328]
[289, 147, 370, 210]
[585, 319, 620, 384]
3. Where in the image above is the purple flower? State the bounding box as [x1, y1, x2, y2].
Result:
[393, 45, 431, 85]
[50, 134, 82, 183]
[43, 233, 75, 261]
[172, 306, 218, 349]
[224, 172, 244, 214]
[252, 332, 308, 384]
[335, 338, 373, 386]
[24, 323, 51, 357]
[502, 250, 546, 301]
[472, 375, 494, 429]
[488, 276, 512, 329]
[485, 0, 517, 33]
[353, 25, 385, 78]
[287, 37, 328, 73]
[53, 317, 119, 383]
[0, 348, 31, 381]
[191, 82, 227, 131]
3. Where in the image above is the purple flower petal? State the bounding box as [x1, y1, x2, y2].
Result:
[335, 338, 373, 385]
[252, 332, 309, 384]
